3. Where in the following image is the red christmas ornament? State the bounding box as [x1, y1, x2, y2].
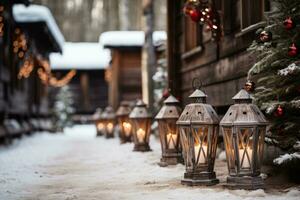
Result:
[244, 80, 255, 92]
[283, 17, 295, 30]
[189, 9, 201, 22]
[259, 31, 272, 43]
[275, 105, 284, 117]
[288, 43, 298, 57]
[183, 0, 221, 42]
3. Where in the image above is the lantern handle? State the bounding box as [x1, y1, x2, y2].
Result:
[192, 78, 203, 90]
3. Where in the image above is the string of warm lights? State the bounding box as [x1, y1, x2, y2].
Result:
[18, 55, 34, 79]
[14, 29, 76, 87]
[18, 56, 76, 87]
[0, 5, 4, 37]
[183, 0, 222, 41]
[36, 58, 76, 87]
[49, 70, 76, 87]
[13, 28, 27, 59]
[37, 57, 51, 74]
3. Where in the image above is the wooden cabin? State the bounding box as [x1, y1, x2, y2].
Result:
[99, 31, 166, 110]
[50, 43, 110, 115]
[0, 2, 64, 140]
[166, 0, 271, 115]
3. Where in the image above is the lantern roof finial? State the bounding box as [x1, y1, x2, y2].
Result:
[135, 99, 146, 107]
[232, 89, 253, 103]
[189, 89, 207, 98]
[155, 94, 181, 120]
[189, 89, 207, 103]
[129, 100, 151, 119]
[116, 101, 132, 116]
[164, 95, 179, 104]
[220, 88, 268, 126]
[189, 78, 207, 102]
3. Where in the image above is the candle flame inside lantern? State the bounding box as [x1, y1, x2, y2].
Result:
[136, 128, 145, 143]
[97, 123, 104, 131]
[107, 122, 114, 134]
[194, 142, 208, 164]
[239, 147, 252, 168]
[167, 132, 177, 149]
[122, 122, 132, 137]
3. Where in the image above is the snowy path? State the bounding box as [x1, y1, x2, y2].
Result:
[0, 125, 299, 200]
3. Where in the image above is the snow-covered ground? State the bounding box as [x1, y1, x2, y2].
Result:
[0, 125, 299, 200]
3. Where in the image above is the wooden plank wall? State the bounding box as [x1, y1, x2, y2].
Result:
[168, 0, 264, 114]
[109, 48, 142, 109]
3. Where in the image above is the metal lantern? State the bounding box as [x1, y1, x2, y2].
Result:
[155, 95, 183, 167]
[102, 106, 116, 139]
[129, 100, 152, 152]
[177, 88, 219, 186]
[116, 101, 133, 143]
[220, 88, 268, 190]
[93, 108, 105, 136]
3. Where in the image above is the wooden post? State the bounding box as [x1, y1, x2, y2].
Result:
[141, 0, 156, 111]
[166, 0, 182, 99]
[108, 50, 120, 110]
[80, 72, 90, 111]
[5, 0, 13, 94]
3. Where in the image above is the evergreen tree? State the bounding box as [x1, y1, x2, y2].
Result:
[152, 43, 168, 113]
[248, 0, 300, 165]
[53, 85, 75, 131]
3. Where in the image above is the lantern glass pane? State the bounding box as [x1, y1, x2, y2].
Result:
[159, 119, 179, 150]
[237, 127, 254, 171]
[222, 127, 236, 174]
[256, 126, 266, 172]
[210, 125, 219, 169]
[192, 126, 209, 166]
[118, 116, 132, 138]
[132, 118, 151, 144]
[96, 120, 105, 132]
[179, 126, 193, 170]
[106, 119, 115, 136]
[158, 120, 167, 151]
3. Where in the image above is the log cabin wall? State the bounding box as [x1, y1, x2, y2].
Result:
[108, 48, 142, 110]
[0, 1, 64, 139]
[167, 0, 269, 115]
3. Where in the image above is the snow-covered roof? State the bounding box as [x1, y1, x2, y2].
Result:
[99, 31, 167, 48]
[13, 4, 65, 50]
[50, 43, 111, 70]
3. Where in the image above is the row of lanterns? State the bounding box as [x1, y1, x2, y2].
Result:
[94, 81, 268, 190]
[95, 100, 152, 152]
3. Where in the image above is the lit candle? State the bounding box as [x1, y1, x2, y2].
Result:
[136, 128, 145, 143]
[97, 123, 104, 131]
[122, 122, 132, 137]
[166, 132, 177, 149]
[107, 122, 114, 134]
[194, 143, 208, 164]
[239, 147, 252, 168]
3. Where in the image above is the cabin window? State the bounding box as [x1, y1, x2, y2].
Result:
[184, 16, 202, 52]
[239, 0, 264, 29]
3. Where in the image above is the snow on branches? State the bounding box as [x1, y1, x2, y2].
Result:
[274, 152, 300, 165]
[278, 63, 300, 76]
